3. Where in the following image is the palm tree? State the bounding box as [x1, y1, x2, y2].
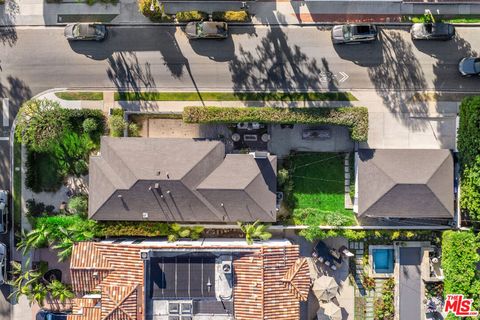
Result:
[47, 280, 74, 304]
[17, 226, 51, 255]
[52, 237, 74, 262]
[237, 220, 272, 245]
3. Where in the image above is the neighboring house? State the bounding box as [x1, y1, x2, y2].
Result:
[67, 240, 310, 320]
[354, 149, 454, 221]
[89, 137, 277, 223]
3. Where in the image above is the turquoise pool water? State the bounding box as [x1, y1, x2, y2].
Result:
[372, 248, 394, 273]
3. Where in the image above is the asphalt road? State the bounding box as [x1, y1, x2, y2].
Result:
[0, 24, 479, 320]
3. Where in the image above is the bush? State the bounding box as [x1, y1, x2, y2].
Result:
[175, 10, 208, 22]
[68, 195, 88, 216]
[212, 10, 250, 22]
[65, 108, 105, 141]
[442, 230, 480, 314]
[457, 96, 480, 169]
[35, 214, 97, 240]
[97, 221, 170, 237]
[183, 106, 369, 141]
[82, 118, 98, 133]
[138, 0, 173, 22]
[374, 278, 395, 320]
[460, 156, 480, 221]
[128, 122, 140, 137]
[277, 168, 289, 187]
[108, 114, 127, 137]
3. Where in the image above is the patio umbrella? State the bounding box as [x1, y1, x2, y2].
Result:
[313, 276, 339, 301]
[317, 302, 342, 320]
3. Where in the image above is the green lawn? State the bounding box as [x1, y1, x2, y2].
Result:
[114, 91, 358, 102]
[404, 15, 480, 23]
[55, 92, 104, 101]
[289, 153, 356, 226]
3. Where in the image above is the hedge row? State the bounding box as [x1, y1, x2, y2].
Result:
[212, 10, 250, 22]
[441, 230, 480, 317]
[457, 96, 480, 222]
[176, 10, 208, 22]
[183, 106, 369, 141]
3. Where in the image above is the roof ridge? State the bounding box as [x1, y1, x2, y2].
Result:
[425, 155, 452, 216]
[102, 285, 137, 320]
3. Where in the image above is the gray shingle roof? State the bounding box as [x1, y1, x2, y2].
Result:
[357, 149, 454, 219]
[89, 137, 277, 222]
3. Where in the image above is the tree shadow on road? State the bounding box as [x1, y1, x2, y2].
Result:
[0, 0, 19, 48]
[367, 29, 429, 131]
[0, 76, 32, 115]
[107, 52, 156, 92]
[229, 27, 342, 99]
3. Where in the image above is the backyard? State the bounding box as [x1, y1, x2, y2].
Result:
[283, 152, 356, 227]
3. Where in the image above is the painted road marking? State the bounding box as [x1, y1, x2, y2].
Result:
[338, 72, 349, 83]
[2, 98, 9, 127]
[0, 137, 9, 141]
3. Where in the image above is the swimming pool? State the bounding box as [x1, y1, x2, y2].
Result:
[372, 248, 394, 273]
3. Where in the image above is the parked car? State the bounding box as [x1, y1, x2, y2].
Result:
[331, 24, 378, 44]
[0, 243, 6, 285]
[458, 57, 480, 76]
[36, 311, 69, 320]
[0, 190, 8, 234]
[410, 23, 455, 40]
[64, 23, 107, 41]
[184, 21, 228, 39]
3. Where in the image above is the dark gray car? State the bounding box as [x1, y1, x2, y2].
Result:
[410, 23, 455, 40]
[0, 243, 6, 285]
[185, 21, 228, 39]
[64, 23, 107, 41]
[331, 24, 378, 44]
[459, 57, 480, 76]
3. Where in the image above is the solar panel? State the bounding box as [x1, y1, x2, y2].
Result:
[150, 254, 217, 299]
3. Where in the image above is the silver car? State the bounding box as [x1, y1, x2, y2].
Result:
[459, 57, 480, 76]
[64, 23, 107, 41]
[0, 243, 6, 285]
[184, 21, 228, 39]
[331, 24, 377, 44]
[0, 190, 8, 234]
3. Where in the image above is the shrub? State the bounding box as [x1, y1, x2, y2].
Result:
[128, 122, 140, 137]
[51, 132, 95, 177]
[82, 118, 98, 133]
[212, 10, 250, 22]
[362, 274, 375, 291]
[108, 114, 127, 137]
[65, 108, 105, 140]
[97, 221, 170, 237]
[175, 10, 208, 22]
[442, 230, 480, 314]
[183, 106, 369, 141]
[457, 96, 480, 169]
[26, 199, 46, 218]
[138, 0, 173, 22]
[68, 195, 88, 216]
[374, 278, 395, 320]
[277, 168, 289, 187]
[15, 99, 69, 152]
[35, 214, 97, 240]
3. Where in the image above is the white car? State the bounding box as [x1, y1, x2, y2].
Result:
[0, 190, 8, 234]
[0, 243, 6, 285]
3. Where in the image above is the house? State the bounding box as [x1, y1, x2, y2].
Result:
[67, 240, 311, 320]
[89, 137, 277, 223]
[354, 149, 454, 220]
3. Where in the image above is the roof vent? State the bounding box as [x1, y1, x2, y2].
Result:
[156, 171, 161, 176]
[92, 271, 99, 279]
[142, 212, 149, 219]
[140, 250, 150, 260]
[250, 151, 269, 159]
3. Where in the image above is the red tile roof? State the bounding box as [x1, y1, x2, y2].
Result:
[68, 242, 310, 320]
[233, 246, 311, 320]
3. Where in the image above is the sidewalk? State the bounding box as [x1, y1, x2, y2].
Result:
[2, 0, 480, 26]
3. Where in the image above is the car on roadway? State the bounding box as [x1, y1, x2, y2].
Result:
[0, 190, 8, 234]
[331, 24, 378, 44]
[0, 242, 6, 285]
[410, 23, 455, 40]
[36, 311, 70, 320]
[64, 23, 107, 41]
[184, 21, 228, 39]
[459, 57, 480, 76]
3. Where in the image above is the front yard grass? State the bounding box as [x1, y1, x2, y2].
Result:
[404, 15, 480, 23]
[287, 153, 356, 226]
[114, 91, 358, 102]
[55, 92, 104, 101]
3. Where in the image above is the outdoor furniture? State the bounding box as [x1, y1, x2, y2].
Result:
[312, 276, 339, 301]
[339, 246, 355, 258]
[317, 301, 342, 320]
[314, 241, 343, 266]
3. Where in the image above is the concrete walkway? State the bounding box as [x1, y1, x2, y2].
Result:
[2, 0, 480, 26]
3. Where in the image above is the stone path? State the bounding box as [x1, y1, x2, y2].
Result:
[344, 152, 353, 209]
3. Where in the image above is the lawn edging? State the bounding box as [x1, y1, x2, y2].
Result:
[183, 106, 369, 142]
